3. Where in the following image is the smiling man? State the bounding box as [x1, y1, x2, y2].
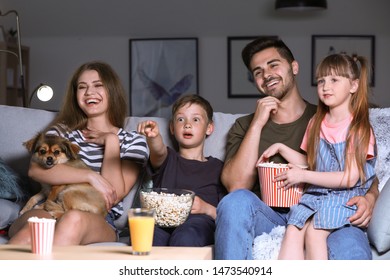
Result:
[214, 38, 378, 260]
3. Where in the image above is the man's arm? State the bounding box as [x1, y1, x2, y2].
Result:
[221, 97, 280, 192]
[221, 124, 262, 192]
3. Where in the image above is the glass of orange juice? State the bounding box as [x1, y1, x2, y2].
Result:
[128, 208, 155, 255]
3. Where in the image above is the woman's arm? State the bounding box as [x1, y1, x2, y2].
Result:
[115, 159, 140, 203]
[28, 160, 116, 210]
[88, 132, 140, 206]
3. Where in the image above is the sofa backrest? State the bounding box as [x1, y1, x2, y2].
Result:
[0, 104, 244, 177]
[0, 105, 57, 177]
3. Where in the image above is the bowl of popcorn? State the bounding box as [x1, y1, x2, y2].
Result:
[140, 188, 195, 228]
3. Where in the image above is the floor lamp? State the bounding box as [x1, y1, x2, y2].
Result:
[0, 9, 26, 107]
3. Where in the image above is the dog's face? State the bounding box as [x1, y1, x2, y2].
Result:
[24, 133, 81, 169]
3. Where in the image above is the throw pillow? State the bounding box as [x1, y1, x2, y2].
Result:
[0, 157, 26, 201]
[367, 177, 390, 253]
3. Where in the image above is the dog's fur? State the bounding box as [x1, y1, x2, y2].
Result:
[19, 133, 107, 219]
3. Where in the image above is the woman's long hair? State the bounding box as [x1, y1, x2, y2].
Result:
[307, 53, 373, 185]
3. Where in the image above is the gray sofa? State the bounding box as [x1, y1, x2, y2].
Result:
[1, 104, 390, 260]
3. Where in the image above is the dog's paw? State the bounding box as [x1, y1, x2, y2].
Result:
[19, 207, 29, 216]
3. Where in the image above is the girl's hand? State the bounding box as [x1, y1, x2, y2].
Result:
[274, 163, 305, 189]
[87, 171, 117, 210]
[82, 128, 116, 145]
[256, 143, 282, 166]
[137, 120, 159, 138]
[191, 196, 216, 220]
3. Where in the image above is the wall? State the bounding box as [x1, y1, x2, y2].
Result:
[17, 1, 390, 113]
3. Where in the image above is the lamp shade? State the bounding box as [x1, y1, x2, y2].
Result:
[29, 84, 53, 107]
[275, 0, 327, 10]
[36, 85, 53, 102]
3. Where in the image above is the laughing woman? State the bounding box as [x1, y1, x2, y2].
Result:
[8, 61, 149, 245]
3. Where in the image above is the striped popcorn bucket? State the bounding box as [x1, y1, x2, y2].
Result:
[28, 217, 56, 255]
[257, 163, 303, 207]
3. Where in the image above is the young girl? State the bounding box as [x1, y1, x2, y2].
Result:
[137, 94, 227, 246]
[8, 61, 149, 245]
[258, 53, 377, 259]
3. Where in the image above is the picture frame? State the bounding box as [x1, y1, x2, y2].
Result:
[129, 38, 198, 117]
[311, 35, 375, 86]
[227, 36, 278, 98]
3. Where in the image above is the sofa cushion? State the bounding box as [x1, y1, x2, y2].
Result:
[368, 177, 390, 253]
[204, 112, 244, 161]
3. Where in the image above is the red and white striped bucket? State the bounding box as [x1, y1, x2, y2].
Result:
[257, 163, 303, 207]
[28, 217, 56, 255]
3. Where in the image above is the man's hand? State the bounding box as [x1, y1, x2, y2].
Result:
[347, 195, 374, 228]
[252, 96, 281, 128]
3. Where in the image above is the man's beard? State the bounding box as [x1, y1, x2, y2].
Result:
[262, 69, 294, 101]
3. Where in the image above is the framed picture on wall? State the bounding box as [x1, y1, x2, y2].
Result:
[129, 38, 198, 118]
[311, 35, 375, 86]
[227, 36, 278, 98]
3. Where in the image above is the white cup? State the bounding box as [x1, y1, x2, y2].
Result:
[28, 216, 56, 255]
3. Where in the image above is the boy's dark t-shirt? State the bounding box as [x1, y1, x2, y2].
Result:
[151, 147, 227, 207]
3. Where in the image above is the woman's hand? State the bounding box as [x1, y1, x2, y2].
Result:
[87, 171, 117, 210]
[82, 128, 117, 145]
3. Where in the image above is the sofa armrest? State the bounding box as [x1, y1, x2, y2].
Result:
[0, 199, 22, 230]
[367, 177, 390, 253]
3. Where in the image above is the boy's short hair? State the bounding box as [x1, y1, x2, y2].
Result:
[171, 94, 214, 123]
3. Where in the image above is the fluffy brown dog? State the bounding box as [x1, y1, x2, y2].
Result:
[19, 133, 107, 219]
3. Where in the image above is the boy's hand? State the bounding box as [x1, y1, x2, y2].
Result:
[191, 196, 216, 220]
[137, 120, 159, 138]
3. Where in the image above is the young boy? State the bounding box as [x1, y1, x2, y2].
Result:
[137, 94, 227, 246]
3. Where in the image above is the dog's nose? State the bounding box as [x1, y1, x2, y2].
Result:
[46, 157, 54, 165]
